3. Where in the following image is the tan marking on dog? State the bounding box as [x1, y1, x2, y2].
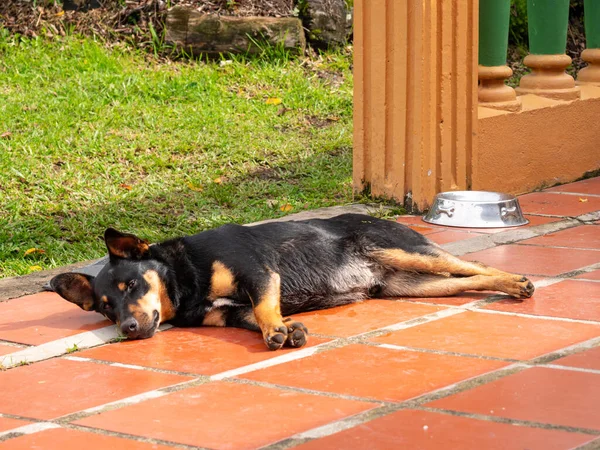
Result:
[117, 282, 127, 292]
[202, 308, 226, 327]
[128, 270, 175, 323]
[371, 248, 516, 278]
[208, 261, 237, 301]
[252, 271, 284, 333]
[100, 295, 108, 303]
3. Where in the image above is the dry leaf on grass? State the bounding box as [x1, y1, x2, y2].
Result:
[279, 203, 293, 212]
[24, 248, 45, 256]
[187, 183, 203, 192]
[266, 97, 282, 105]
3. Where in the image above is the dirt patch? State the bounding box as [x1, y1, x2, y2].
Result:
[0, 0, 294, 50]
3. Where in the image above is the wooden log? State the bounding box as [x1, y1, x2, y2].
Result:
[166, 6, 306, 56]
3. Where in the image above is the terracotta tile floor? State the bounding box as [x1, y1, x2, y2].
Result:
[294, 410, 598, 450]
[0, 292, 110, 345]
[0, 178, 599, 449]
[486, 279, 600, 321]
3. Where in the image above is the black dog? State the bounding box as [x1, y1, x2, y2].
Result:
[50, 214, 534, 350]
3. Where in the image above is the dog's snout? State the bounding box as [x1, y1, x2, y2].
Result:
[120, 318, 139, 336]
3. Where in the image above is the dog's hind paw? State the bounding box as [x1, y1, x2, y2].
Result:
[285, 321, 308, 348]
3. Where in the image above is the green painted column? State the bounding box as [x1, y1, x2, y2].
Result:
[479, 0, 511, 66]
[527, 0, 570, 55]
[478, 0, 520, 110]
[585, 0, 600, 49]
[517, 0, 580, 100]
[579, 0, 600, 85]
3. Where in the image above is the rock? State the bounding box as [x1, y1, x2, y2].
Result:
[166, 6, 305, 56]
[299, 0, 348, 48]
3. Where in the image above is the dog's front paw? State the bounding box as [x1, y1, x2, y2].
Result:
[284, 320, 308, 348]
[263, 324, 288, 350]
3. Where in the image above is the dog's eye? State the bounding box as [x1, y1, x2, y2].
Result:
[103, 303, 113, 311]
[127, 279, 137, 290]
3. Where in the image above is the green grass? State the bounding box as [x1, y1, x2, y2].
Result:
[0, 34, 355, 278]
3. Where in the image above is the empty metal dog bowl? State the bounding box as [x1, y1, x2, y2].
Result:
[423, 191, 528, 228]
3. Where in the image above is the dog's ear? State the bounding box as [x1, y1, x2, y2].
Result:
[50, 273, 96, 311]
[104, 228, 150, 260]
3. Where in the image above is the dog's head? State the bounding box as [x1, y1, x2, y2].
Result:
[50, 228, 175, 340]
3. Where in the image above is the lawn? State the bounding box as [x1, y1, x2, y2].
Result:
[0, 33, 355, 278]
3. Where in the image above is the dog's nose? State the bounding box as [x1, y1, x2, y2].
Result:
[120, 318, 139, 336]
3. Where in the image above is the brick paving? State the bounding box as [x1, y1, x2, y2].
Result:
[0, 178, 599, 449]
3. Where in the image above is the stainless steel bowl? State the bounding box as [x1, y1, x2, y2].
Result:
[422, 191, 528, 228]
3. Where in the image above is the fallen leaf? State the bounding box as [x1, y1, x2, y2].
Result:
[579, 198, 588, 202]
[187, 183, 203, 192]
[1, 131, 12, 139]
[213, 177, 223, 184]
[119, 183, 132, 190]
[266, 97, 282, 105]
[280, 203, 293, 212]
[29, 266, 43, 272]
[55, 10, 64, 16]
[24, 248, 45, 256]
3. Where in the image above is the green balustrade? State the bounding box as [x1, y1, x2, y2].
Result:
[527, 0, 570, 55]
[479, 0, 512, 67]
[585, 0, 600, 49]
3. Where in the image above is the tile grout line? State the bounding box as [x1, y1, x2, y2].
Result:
[0, 323, 173, 370]
[64, 423, 208, 450]
[0, 422, 61, 441]
[416, 406, 600, 436]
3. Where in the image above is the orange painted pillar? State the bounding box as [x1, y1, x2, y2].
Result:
[353, 0, 479, 212]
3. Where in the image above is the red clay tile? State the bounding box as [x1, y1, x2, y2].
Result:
[546, 177, 600, 195]
[0, 358, 190, 420]
[294, 409, 597, 450]
[408, 225, 442, 235]
[519, 225, 600, 250]
[370, 311, 600, 360]
[554, 346, 600, 371]
[486, 280, 600, 321]
[242, 344, 507, 402]
[75, 381, 375, 450]
[426, 230, 484, 245]
[574, 269, 600, 280]
[0, 344, 20, 357]
[465, 244, 600, 276]
[79, 328, 328, 375]
[400, 292, 494, 306]
[0, 292, 111, 345]
[518, 192, 600, 217]
[428, 367, 600, 430]
[0, 428, 175, 450]
[0, 417, 30, 433]
[294, 300, 444, 337]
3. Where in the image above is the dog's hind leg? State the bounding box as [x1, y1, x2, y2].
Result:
[248, 271, 308, 350]
[381, 271, 534, 299]
[371, 248, 534, 298]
